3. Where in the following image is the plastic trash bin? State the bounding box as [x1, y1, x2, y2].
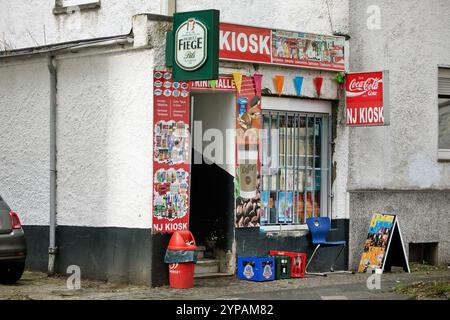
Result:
[165, 230, 197, 289]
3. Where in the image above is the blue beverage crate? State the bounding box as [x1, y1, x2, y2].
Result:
[237, 256, 275, 281]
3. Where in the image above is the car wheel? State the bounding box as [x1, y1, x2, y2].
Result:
[0, 261, 25, 284]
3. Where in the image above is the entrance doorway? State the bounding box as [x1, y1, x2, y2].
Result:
[189, 92, 236, 277]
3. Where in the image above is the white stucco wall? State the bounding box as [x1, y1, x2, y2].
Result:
[0, 0, 160, 50]
[348, 0, 450, 190]
[177, 0, 348, 36]
[56, 49, 154, 228]
[1, 0, 348, 50]
[0, 59, 50, 225]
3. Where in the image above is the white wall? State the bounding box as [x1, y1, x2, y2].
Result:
[56, 49, 154, 228]
[1, 0, 348, 50]
[0, 59, 50, 225]
[177, 0, 348, 35]
[0, 0, 160, 50]
[193, 92, 236, 176]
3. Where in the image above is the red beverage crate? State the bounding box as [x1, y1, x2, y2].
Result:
[268, 251, 307, 278]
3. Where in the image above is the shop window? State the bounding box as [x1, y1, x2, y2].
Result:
[438, 67, 450, 160]
[53, 0, 101, 14]
[259, 111, 330, 227]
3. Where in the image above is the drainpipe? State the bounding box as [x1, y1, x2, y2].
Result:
[47, 55, 58, 276]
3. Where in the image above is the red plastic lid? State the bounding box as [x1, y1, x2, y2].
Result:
[167, 231, 197, 251]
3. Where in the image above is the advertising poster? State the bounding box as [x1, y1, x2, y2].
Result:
[235, 75, 262, 228]
[346, 71, 389, 126]
[277, 192, 293, 224]
[152, 70, 191, 233]
[219, 23, 345, 72]
[358, 214, 395, 273]
[271, 30, 345, 71]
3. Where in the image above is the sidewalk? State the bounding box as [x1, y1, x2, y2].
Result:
[0, 267, 448, 300]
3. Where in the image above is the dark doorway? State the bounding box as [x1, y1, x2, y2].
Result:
[189, 92, 236, 276]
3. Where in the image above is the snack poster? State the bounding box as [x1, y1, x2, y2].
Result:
[358, 214, 395, 273]
[152, 70, 191, 233]
[235, 75, 262, 228]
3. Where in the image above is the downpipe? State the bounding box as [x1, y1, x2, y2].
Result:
[47, 55, 58, 275]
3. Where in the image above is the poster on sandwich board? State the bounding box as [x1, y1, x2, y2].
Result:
[358, 214, 410, 274]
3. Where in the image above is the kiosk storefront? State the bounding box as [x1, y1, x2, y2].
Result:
[152, 12, 348, 280]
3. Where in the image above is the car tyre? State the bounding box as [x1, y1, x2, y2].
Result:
[0, 261, 25, 284]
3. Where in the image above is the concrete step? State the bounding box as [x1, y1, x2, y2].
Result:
[195, 246, 206, 259]
[194, 259, 220, 275]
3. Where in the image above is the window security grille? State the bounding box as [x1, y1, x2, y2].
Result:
[260, 111, 331, 226]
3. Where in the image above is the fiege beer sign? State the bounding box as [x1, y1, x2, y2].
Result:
[175, 18, 208, 71]
[346, 71, 389, 126]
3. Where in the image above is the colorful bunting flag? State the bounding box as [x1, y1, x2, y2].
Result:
[293, 76, 304, 96]
[274, 75, 284, 96]
[232, 72, 243, 94]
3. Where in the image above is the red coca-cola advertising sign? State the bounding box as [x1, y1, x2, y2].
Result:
[346, 71, 389, 126]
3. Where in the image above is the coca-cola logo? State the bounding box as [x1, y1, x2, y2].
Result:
[347, 77, 382, 97]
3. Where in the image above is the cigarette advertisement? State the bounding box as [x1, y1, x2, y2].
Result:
[152, 70, 191, 233]
[235, 76, 262, 228]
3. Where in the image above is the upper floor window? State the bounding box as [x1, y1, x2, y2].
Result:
[53, 0, 101, 15]
[438, 67, 450, 160]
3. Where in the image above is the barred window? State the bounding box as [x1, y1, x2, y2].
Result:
[259, 107, 331, 228]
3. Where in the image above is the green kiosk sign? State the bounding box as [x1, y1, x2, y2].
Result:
[169, 9, 219, 81]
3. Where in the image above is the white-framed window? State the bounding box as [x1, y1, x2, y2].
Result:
[53, 0, 101, 15]
[259, 97, 331, 230]
[438, 67, 450, 160]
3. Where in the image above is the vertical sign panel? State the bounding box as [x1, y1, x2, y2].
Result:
[235, 76, 262, 228]
[152, 70, 191, 233]
[358, 214, 395, 273]
[346, 71, 389, 126]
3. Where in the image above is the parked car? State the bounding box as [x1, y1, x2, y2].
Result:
[0, 195, 27, 284]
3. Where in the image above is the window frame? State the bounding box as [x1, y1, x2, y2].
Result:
[53, 0, 101, 15]
[438, 65, 450, 161]
[259, 97, 332, 231]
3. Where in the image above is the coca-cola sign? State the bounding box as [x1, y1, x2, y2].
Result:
[346, 71, 389, 126]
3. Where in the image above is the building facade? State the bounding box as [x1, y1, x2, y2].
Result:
[0, 0, 448, 285]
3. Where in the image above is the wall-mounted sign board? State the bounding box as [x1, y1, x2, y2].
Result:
[152, 70, 191, 233]
[219, 23, 345, 71]
[171, 9, 220, 81]
[358, 214, 410, 274]
[167, 21, 345, 74]
[346, 71, 390, 126]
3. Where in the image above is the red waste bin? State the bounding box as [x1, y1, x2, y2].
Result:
[167, 230, 197, 289]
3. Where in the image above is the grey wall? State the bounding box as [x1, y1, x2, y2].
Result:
[349, 191, 450, 268]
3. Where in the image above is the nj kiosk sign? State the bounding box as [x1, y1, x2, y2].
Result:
[171, 10, 219, 81]
[346, 71, 390, 126]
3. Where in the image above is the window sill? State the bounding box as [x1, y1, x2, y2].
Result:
[438, 149, 450, 161]
[53, 1, 101, 15]
[260, 224, 309, 232]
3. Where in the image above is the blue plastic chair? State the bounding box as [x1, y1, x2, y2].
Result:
[305, 217, 353, 276]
